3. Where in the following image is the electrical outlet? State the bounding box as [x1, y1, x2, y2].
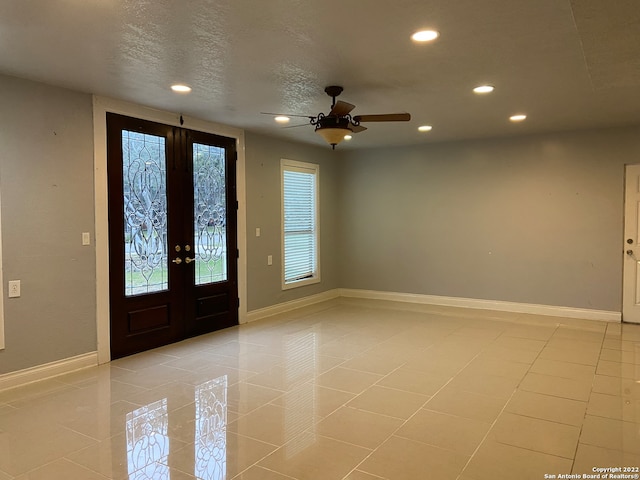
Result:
[8, 280, 20, 298]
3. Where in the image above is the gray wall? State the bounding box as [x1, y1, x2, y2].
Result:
[0, 75, 96, 374]
[338, 127, 640, 312]
[245, 132, 340, 311]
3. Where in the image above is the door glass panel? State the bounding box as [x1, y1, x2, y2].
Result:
[126, 399, 170, 478]
[122, 130, 168, 296]
[195, 375, 228, 479]
[193, 143, 227, 285]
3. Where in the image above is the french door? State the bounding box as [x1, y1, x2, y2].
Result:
[107, 113, 238, 359]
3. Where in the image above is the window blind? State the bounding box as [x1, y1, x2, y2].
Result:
[283, 167, 317, 284]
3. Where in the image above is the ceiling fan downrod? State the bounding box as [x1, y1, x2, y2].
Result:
[324, 85, 343, 108]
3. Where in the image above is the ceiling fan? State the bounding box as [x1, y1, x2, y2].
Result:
[263, 86, 411, 149]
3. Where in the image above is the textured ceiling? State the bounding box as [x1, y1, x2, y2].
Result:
[1, 0, 639, 149]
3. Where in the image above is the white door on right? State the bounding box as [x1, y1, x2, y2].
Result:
[622, 164, 640, 324]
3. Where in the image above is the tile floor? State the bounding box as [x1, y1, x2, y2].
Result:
[0, 298, 639, 479]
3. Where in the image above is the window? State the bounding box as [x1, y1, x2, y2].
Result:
[281, 159, 320, 289]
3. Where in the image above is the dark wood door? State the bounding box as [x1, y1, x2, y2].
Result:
[107, 113, 238, 359]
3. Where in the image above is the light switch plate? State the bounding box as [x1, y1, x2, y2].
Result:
[82, 232, 91, 245]
[8, 280, 20, 298]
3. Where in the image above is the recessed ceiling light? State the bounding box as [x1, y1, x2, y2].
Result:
[344, 135, 353, 141]
[171, 84, 191, 93]
[510, 114, 527, 122]
[274, 116, 290, 124]
[411, 30, 439, 42]
[473, 85, 495, 94]
[418, 125, 433, 132]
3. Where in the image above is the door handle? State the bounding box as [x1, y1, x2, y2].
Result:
[172, 257, 183, 264]
[627, 250, 634, 256]
[185, 256, 195, 264]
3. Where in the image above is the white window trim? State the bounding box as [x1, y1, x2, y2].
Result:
[281, 158, 320, 290]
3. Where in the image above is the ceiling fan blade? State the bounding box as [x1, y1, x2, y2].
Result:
[261, 112, 315, 119]
[349, 123, 367, 133]
[282, 123, 312, 129]
[329, 101, 355, 117]
[353, 113, 411, 122]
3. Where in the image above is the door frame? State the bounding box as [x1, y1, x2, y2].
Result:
[93, 96, 248, 364]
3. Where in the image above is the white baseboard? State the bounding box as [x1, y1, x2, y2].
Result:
[338, 289, 621, 322]
[0, 351, 98, 392]
[246, 288, 621, 324]
[246, 289, 341, 323]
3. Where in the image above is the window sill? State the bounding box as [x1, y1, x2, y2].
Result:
[282, 276, 321, 291]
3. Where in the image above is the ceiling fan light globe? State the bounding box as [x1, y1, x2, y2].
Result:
[316, 127, 351, 146]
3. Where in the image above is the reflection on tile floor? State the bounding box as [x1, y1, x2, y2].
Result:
[1, 298, 639, 479]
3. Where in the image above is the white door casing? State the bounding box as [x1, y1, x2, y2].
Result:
[622, 164, 640, 324]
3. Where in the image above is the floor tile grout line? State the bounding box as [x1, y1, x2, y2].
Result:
[335, 360, 444, 478]
[238, 430, 376, 479]
[5, 457, 61, 479]
[455, 322, 562, 479]
[228, 367, 366, 454]
[304, 362, 415, 426]
[569, 325, 613, 474]
[582, 408, 640, 425]
[225, 429, 283, 449]
[231, 358, 586, 468]
[30, 455, 109, 479]
[179, 429, 280, 480]
[350, 382, 433, 400]
[230, 465, 299, 480]
[340, 466, 389, 480]
[345, 338, 505, 480]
